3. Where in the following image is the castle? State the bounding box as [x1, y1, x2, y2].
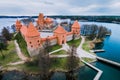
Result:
[15, 13, 81, 56]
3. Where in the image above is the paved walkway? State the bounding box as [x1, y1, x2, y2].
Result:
[14, 40, 28, 61]
[77, 36, 96, 59]
[62, 43, 70, 51]
[8, 61, 25, 66]
[50, 55, 69, 58]
[49, 48, 63, 54]
[50, 37, 96, 59]
[49, 43, 70, 55]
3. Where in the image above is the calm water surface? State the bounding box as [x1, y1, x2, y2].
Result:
[80, 22, 120, 80]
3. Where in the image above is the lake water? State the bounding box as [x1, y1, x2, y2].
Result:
[79, 22, 120, 80]
[1, 19, 120, 80]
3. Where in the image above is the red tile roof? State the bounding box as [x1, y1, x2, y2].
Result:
[26, 22, 40, 37]
[20, 26, 27, 36]
[54, 25, 67, 34]
[16, 20, 21, 25]
[45, 18, 53, 23]
[72, 20, 80, 28]
[38, 13, 44, 20]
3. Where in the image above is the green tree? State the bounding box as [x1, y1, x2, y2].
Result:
[43, 37, 51, 53]
[0, 42, 7, 59]
[38, 47, 51, 80]
[97, 26, 107, 39]
[2, 27, 12, 41]
[66, 45, 79, 80]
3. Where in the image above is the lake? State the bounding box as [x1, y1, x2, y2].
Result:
[0, 19, 120, 80]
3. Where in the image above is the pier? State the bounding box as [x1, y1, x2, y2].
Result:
[106, 34, 111, 36]
[96, 57, 120, 67]
[90, 49, 105, 53]
[81, 59, 103, 80]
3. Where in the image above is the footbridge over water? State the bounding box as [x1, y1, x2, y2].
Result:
[96, 56, 120, 67]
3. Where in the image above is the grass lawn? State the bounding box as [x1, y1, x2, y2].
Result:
[0, 41, 20, 66]
[6, 57, 81, 73]
[82, 38, 96, 56]
[49, 44, 62, 52]
[50, 57, 81, 71]
[14, 32, 30, 57]
[4, 63, 40, 73]
[67, 38, 81, 47]
[51, 50, 67, 55]
[82, 58, 96, 63]
[50, 58, 68, 71]
[5, 58, 68, 73]
[82, 41, 90, 52]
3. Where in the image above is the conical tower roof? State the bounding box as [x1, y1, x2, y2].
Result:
[26, 22, 40, 37]
[72, 20, 80, 28]
[38, 13, 44, 20]
[54, 25, 67, 34]
[16, 20, 21, 25]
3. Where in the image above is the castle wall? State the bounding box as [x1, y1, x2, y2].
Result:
[50, 38, 57, 46]
[66, 34, 73, 41]
[27, 47, 41, 56]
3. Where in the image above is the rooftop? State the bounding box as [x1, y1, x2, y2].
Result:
[72, 20, 80, 28]
[26, 22, 40, 37]
[54, 25, 67, 34]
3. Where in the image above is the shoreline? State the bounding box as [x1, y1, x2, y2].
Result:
[0, 59, 97, 75]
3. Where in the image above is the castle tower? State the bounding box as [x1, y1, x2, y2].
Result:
[15, 20, 22, 32]
[71, 20, 80, 35]
[54, 25, 67, 45]
[36, 13, 45, 30]
[44, 17, 53, 28]
[25, 22, 41, 49]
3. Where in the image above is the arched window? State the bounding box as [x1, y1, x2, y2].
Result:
[29, 42, 32, 44]
[31, 45, 33, 48]
[38, 40, 39, 42]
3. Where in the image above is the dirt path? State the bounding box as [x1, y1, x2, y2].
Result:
[77, 36, 96, 59]
[14, 40, 29, 61]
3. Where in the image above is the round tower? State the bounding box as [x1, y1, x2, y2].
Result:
[71, 20, 80, 35]
[36, 13, 45, 30]
[25, 22, 41, 49]
[54, 25, 67, 45]
[15, 20, 22, 32]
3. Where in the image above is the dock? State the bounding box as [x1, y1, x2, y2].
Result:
[106, 34, 111, 36]
[90, 49, 105, 53]
[96, 57, 120, 67]
[81, 59, 103, 80]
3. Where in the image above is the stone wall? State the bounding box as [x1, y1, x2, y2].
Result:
[50, 38, 57, 46]
[26, 34, 80, 57]
[66, 34, 73, 41]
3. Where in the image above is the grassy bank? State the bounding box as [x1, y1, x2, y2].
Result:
[49, 44, 62, 52]
[14, 32, 30, 57]
[5, 57, 81, 73]
[51, 50, 67, 55]
[67, 38, 81, 47]
[82, 38, 94, 52]
[0, 41, 20, 66]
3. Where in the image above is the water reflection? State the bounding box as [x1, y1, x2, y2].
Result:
[94, 42, 104, 49]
